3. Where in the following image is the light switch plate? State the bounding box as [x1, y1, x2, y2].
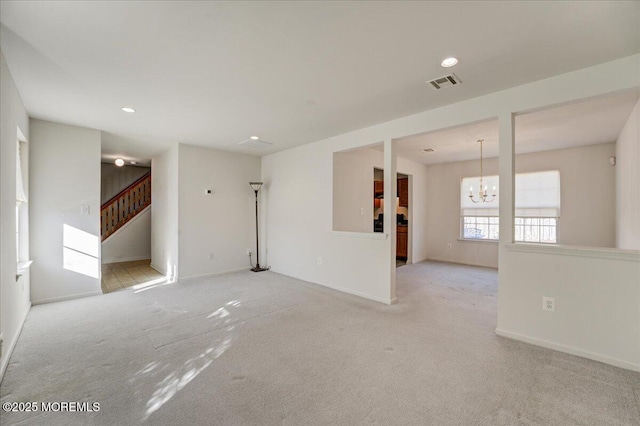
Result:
[81, 205, 90, 215]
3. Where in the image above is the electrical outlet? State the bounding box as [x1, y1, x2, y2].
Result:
[447, 243, 452, 249]
[208, 252, 214, 260]
[246, 249, 252, 256]
[317, 257, 323, 266]
[360, 207, 364, 216]
[542, 297, 555, 312]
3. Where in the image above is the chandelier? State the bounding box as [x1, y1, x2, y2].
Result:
[469, 139, 496, 203]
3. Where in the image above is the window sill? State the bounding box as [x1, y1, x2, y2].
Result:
[458, 238, 498, 244]
[16, 260, 33, 280]
[505, 243, 640, 262]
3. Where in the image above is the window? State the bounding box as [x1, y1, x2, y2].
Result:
[16, 140, 27, 262]
[460, 171, 561, 243]
[463, 216, 499, 240]
[515, 217, 557, 243]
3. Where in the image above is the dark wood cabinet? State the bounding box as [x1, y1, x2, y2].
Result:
[397, 225, 408, 259]
[374, 180, 384, 197]
[398, 178, 408, 207]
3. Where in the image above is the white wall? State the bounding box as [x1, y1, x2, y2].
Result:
[151, 146, 179, 278]
[0, 51, 30, 378]
[263, 141, 428, 304]
[497, 245, 640, 371]
[29, 119, 102, 304]
[263, 54, 640, 369]
[101, 207, 151, 264]
[333, 148, 379, 233]
[332, 147, 428, 262]
[425, 143, 617, 268]
[263, 143, 394, 304]
[177, 144, 261, 279]
[426, 157, 500, 268]
[616, 98, 640, 250]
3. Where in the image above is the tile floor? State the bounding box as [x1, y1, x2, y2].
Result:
[101, 259, 166, 293]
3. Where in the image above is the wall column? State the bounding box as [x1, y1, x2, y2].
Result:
[498, 112, 515, 247]
[384, 138, 397, 303]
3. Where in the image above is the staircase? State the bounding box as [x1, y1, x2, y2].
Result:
[101, 171, 151, 241]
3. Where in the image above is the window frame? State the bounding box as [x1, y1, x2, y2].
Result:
[460, 215, 558, 244]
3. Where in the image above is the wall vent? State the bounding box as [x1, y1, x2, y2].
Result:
[428, 73, 461, 89]
[237, 138, 273, 150]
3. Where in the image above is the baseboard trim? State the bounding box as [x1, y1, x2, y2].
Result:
[102, 256, 151, 265]
[319, 281, 396, 305]
[426, 256, 498, 269]
[495, 328, 640, 372]
[149, 263, 166, 275]
[179, 266, 251, 281]
[0, 302, 31, 381]
[32, 290, 103, 305]
[291, 275, 396, 305]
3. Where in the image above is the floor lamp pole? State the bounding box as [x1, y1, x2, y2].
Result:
[250, 182, 267, 272]
[254, 190, 260, 268]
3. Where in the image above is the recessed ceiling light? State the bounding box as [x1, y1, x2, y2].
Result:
[121, 107, 136, 113]
[115, 158, 125, 167]
[423, 148, 434, 152]
[130, 161, 137, 165]
[440, 57, 458, 68]
[250, 136, 259, 140]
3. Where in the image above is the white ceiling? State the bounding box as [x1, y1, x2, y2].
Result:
[393, 90, 640, 165]
[1, 1, 639, 162]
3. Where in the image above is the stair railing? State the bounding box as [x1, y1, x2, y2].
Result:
[101, 171, 151, 241]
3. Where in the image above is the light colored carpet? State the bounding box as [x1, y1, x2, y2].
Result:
[1, 261, 639, 425]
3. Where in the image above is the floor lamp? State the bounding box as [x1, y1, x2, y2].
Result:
[250, 182, 268, 272]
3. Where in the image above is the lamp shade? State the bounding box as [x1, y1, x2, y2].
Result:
[250, 182, 263, 192]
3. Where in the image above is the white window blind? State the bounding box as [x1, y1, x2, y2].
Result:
[515, 171, 560, 217]
[16, 142, 27, 203]
[460, 171, 560, 218]
[460, 175, 499, 216]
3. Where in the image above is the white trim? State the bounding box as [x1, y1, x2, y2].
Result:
[179, 266, 252, 281]
[101, 205, 150, 243]
[268, 267, 396, 305]
[329, 230, 388, 240]
[0, 302, 31, 380]
[426, 257, 498, 270]
[458, 238, 499, 244]
[505, 243, 640, 262]
[149, 263, 166, 275]
[32, 290, 102, 305]
[318, 281, 396, 305]
[16, 260, 33, 278]
[495, 328, 640, 372]
[102, 256, 150, 265]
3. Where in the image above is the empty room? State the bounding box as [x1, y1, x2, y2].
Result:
[1, 1, 639, 425]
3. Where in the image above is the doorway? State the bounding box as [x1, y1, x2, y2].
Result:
[373, 168, 411, 267]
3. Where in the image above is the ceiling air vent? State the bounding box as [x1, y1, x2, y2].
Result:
[428, 73, 461, 90]
[237, 138, 273, 150]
